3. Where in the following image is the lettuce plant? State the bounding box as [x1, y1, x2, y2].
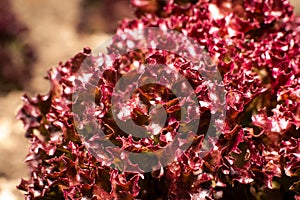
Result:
[18, 0, 300, 199]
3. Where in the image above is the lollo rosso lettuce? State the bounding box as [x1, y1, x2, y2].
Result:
[17, 0, 300, 199]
